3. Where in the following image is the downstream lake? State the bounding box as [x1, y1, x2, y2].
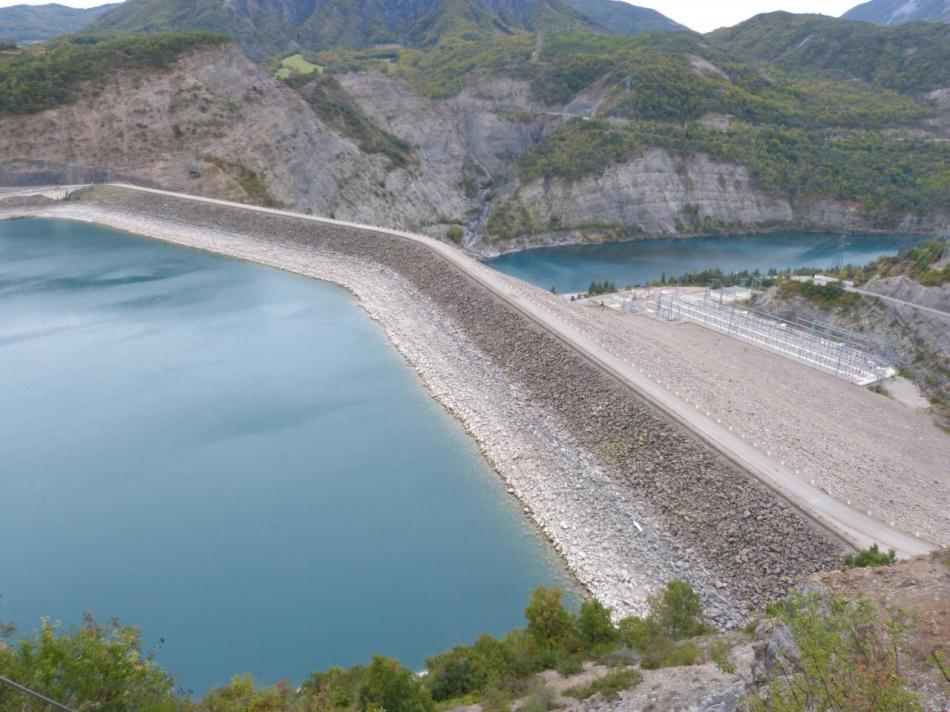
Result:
[486, 232, 922, 293]
[0, 218, 577, 693]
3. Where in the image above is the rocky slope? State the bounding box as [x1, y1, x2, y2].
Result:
[0, 45, 465, 229]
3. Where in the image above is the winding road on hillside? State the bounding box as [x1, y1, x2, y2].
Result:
[25, 183, 941, 558]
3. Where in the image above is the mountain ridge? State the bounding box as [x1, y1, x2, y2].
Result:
[0, 2, 118, 44]
[86, 0, 683, 58]
[842, 0, 950, 25]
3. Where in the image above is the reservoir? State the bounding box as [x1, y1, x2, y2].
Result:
[486, 232, 922, 292]
[0, 218, 577, 693]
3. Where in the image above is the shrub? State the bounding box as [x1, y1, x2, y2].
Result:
[640, 639, 700, 669]
[359, 656, 433, 712]
[525, 587, 573, 648]
[843, 543, 897, 568]
[425, 647, 480, 700]
[0, 616, 177, 712]
[647, 579, 708, 639]
[446, 225, 464, 243]
[748, 592, 922, 711]
[564, 668, 642, 701]
[576, 599, 619, 649]
[618, 614, 659, 650]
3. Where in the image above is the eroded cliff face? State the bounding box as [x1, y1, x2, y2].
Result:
[1, 45, 944, 252]
[515, 149, 796, 231]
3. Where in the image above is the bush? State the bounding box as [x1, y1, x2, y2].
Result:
[359, 656, 433, 712]
[525, 587, 573, 648]
[0, 616, 177, 712]
[564, 668, 642, 701]
[618, 614, 658, 650]
[748, 592, 922, 711]
[639, 639, 700, 669]
[576, 599, 619, 650]
[425, 647, 480, 700]
[843, 543, 897, 568]
[446, 225, 464, 243]
[648, 579, 708, 639]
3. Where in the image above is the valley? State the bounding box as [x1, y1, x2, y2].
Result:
[1, 0, 949, 708]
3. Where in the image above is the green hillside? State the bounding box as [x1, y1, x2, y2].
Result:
[85, 0, 683, 60]
[710, 12, 950, 94]
[0, 32, 227, 113]
[0, 3, 118, 44]
[843, 0, 950, 26]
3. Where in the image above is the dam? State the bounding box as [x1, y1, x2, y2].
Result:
[4, 183, 941, 694]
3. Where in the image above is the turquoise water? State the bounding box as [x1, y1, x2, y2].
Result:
[486, 232, 922, 292]
[0, 218, 577, 693]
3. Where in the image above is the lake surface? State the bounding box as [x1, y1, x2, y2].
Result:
[0, 218, 577, 693]
[486, 232, 921, 293]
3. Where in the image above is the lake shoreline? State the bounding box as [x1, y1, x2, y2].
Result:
[472, 224, 931, 259]
[0, 201, 719, 624]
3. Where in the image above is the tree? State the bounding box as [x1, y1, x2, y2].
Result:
[524, 587, 573, 647]
[749, 593, 922, 711]
[359, 656, 433, 712]
[576, 599, 618, 649]
[0, 616, 177, 712]
[647, 580, 707, 640]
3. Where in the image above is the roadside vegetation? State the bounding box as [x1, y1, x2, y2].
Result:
[2, 567, 937, 711]
[0, 32, 227, 114]
[839, 239, 950, 287]
[844, 543, 897, 568]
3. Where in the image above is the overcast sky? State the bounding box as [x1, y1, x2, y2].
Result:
[0, 0, 863, 33]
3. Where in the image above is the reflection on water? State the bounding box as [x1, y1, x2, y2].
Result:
[486, 232, 921, 292]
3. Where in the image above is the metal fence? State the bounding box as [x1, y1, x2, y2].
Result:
[623, 289, 893, 385]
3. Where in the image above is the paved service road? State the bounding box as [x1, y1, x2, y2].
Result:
[66, 184, 946, 557]
[844, 285, 950, 321]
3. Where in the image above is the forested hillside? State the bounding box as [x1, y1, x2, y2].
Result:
[87, 0, 682, 60]
[0, 3, 117, 44]
[843, 0, 950, 25]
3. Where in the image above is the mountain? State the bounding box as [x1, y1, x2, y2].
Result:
[3, 23, 947, 250]
[0, 2, 118, 44]
[842, 0, 950, 25]
[87, 0, 682, 59]
[709, 11, 950, 94]
[561, 0, 685, 34]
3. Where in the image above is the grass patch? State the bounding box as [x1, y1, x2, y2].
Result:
[564, 668, 642, 701]
[274, 53, 322, 80]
